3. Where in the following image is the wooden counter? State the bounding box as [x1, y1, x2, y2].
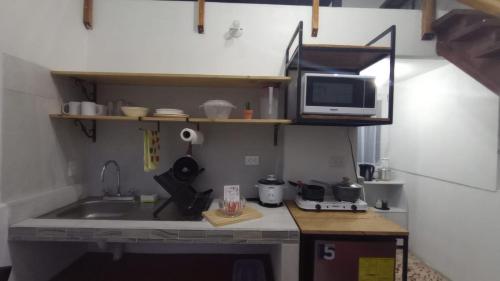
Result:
[286, 201, 408, 236]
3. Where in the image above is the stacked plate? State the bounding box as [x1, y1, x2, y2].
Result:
[154, 108, 188, 118]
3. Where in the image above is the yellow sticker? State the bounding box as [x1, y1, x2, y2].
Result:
[358, 257, 395, 281]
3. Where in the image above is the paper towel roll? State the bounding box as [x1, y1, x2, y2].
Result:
[180, 128, 204, 145]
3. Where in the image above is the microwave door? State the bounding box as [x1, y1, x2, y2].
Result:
[303, 77, 369, 115]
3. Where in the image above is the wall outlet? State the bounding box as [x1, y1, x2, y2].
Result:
[328, 155, 345, 168]
[245, 155, 260, 166]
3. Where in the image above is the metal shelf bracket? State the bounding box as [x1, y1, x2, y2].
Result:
[74, 79, 97, 101]
[74, 119, 96, 142]
[72, 78, 97, 142]
[273, 124, 280, 146]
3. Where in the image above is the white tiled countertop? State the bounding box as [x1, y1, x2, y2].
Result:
[9, 202, 299, 244]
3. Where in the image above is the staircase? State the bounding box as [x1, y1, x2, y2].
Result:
[433, 9, 500, 94]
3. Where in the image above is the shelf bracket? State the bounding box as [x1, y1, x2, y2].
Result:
[312, 0, 319, 37]
[421, 0, 436, 40]
[74, 119, 96, 142]
[273, 124, 279, 146]
[198, 0, 205, 33]
[83, 0, 93, 30]
[74, 79, 97, 102]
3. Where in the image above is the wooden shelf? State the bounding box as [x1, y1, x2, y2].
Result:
[301, 115, 390, 122]
[49, 114, 139, 121]
[364, 180, 405, 186]
[288, 44, 391, 71]
[51, 71, 291, 88]
[141, 116, 188, 122]
[286, 201, 408, 236]
[371, 207, 407, 213]
[50, 114, 291, 125]
[295, 114, 392, 126]
[188, 118, 292, 124]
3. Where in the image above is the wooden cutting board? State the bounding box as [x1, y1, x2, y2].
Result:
[203, 207, 263, 227]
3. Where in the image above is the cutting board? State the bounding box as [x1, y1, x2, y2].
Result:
[203, 207, 263, 227]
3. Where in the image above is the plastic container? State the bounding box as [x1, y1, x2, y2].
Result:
[260, 87, 278, 119]
[199, 100, 236, 119]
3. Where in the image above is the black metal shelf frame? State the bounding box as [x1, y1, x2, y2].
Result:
[284, 21, 396, 127]
[74, 79, 97, 142]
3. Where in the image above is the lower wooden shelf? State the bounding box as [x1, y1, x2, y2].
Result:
[188, 118, 292, 124]
[371, 207, 407, 213]
[50, 114, 139, 121]
[49, 114, 291, 125]
[301, 114, 390, 122]
[291, 114, 392, 127]
[364, 180, 405, 186]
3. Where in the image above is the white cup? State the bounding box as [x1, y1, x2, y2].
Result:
[81, 101, 97, 116]
[61, 101, 81, 115]
[96, 104, 107, 116]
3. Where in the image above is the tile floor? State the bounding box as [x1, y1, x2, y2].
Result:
[396, 250, 449, 281]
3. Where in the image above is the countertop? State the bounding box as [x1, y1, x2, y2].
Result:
[9, 201, 299, 245]
[286, 201, 408, 236]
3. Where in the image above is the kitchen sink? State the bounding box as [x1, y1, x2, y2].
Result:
[55, 200, 136, 219]
[38, 197, 208, 221]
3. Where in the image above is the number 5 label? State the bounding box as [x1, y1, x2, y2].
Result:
[322, 244, 335, 260]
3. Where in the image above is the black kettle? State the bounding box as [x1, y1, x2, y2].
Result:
[359, 164, 375, 181]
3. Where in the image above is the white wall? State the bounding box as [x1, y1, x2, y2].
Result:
[86, 0, 439, 75]
[387, 62, 500, 281]
[0, 0, 89, 273]
[390, 64, 498, 191]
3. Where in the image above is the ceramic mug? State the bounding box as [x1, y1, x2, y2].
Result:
[96, 104, 107, 116]
[81, 101, 97, 116]
[61, 101, 81, 115]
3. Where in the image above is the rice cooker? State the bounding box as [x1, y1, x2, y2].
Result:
[255, 175, 286, 207]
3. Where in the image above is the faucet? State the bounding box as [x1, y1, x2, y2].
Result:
[100, 160, 122, 197]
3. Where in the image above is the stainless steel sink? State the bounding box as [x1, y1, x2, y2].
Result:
[38, 197, 206, 221]
[55, 200, 135, 219]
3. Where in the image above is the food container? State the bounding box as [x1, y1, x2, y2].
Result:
[332, 177, 362, 203]
[218, 198, 246, 217]
[260, 86, 278, 119]
[377, 167, 392, 181]
[199, 100, 236, 119]
[255, 175, 285, 206]
[121, 106, 149, 117]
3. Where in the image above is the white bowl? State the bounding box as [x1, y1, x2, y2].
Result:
[121, 106, 149, 117]
[156, 108, 184, 115]
[199, 100, 236, 119]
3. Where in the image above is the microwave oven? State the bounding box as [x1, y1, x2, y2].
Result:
[301, 73, 377, 116]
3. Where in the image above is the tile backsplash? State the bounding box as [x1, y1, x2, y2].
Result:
[1, 54, 87, 203]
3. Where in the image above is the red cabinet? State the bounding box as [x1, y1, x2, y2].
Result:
[312, 239, 396, 281]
